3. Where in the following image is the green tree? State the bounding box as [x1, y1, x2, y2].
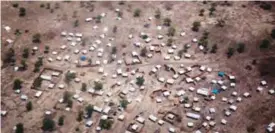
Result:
[22, 48, 29, 58]
[13, 79, 22, 90]
[3, 48, 16, 64]
[99, 119, 113, 130]
[77, 111, 83, 122]
[237, 43, 245, 53]
[21, 59, 27, 70]
[210, 44, 218, 53]
[94, 81, 103, 90]
[19, 7, 26, 17]
[26, 101, 32, 111]
[81, 83, 87, 92]
[74, 20, 79, 27]
[63, 91, 72, 104]
[42, 118, 55, 131]
[271, 29, 275, 39]
[140, 47, 147, 57]
[65, 71, 76, 83]
[33, 77, 42, 89]
[133, 9, 141, 17]
[227, 47, 235, 58]
[163, 18, 171, 26]
[95, 15, 102, 23]
[14, 29, 22, 36]
[199, 9, 204, 16]
[58, 115, 65, 126]
[44, 46, 50, 53]
[167, 38, 173, 47]
[120, 99, 129, 109]
[167, 27, 176, 36]
[136, 76, 145, 86]
[192, 21, 201, 32]
[85, 104, 94, 118]
[155, 9, 161, 19]
[15, 123, 24, 133]
[209, 5, 216, 16]
[259, 39, 270, 49]
[111, 47, 117, 54]
[12, 3, 19, 8]
[32, 33, 41, 43]
[67, 99, 73, 108]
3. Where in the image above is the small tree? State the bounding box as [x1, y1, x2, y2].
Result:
[209, 5, 216, 16]
[85, 104, 94, 118]
[167, 38, 173, 47]
[99, 119, 113, 130]
[46, 3, 51, 9]
[14, 29, 22, 36]
[42, 118, 55, 131]
[112, 26, 117, 33]
[13, 79, 22, 90]
[155, 9, 161, 19]
[65, 71, 76, 83]
[15, 123, 24, 133]
[227, 47, 235, 58]
[3, 48, 15, 64]
[133, 9, 141, 17]
[136, 76, 145, 86]
[67, 99, 73, 108]
[167, 27, 176, 36]
[33, 77, 42, 89]
[74, 20, 79, 27]
[237, 43, 245, 53]
[140, 47, 148, 57]
[63, 91, 72, 104]
[77, 111, 83, 122]
[44, 46, 50, 54]
[111, 47, 117, 55]
[20, 60, 27, 70]
[19, 7, 26, 17]
[81, 83, 87, 92]
[58, 115, 65, 126]
[260, 39, 270, 49]
[95, 15, 102, 23]
[163, 18, 171, 26]
[32, 33, 41, 43]
[22, 48, 29, 58]
[199, 9, 205, 16]
[120, 99, 129, 109]
[94, 81, 103, 90]
[210, 44, 218, 53]
[192, 21, 201, 32]
[271, 29, 275, 39]
[12, 3, 19, 8]
[26, 101, 32, 111]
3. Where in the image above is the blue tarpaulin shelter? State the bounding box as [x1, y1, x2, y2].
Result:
[218, 71, 225, 77]
[80, 56, 87, 61]
[212, 89, 220, 94]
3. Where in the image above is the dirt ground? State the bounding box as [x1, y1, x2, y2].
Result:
[1, 1, 275, 133]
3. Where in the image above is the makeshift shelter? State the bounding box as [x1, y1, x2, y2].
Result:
[80, 56, 87, 61]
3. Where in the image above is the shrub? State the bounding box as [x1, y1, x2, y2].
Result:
[85, 104, 93, 118]
[15, 123, 24, 133]
[20, 59, 27, 70]
[33, 77, 42, 89]
[259, 2, 272, 10]
[58, 116, 64, 126]
[199, 9, 205, 16]
[192, 21, 201, 32]
[140, 47, 148, 57]
[155, 9, 161, 19]
[4, 48, 15, 64]
[136, 76, 145, 86]
[81, 83, 87, 92]
[14, 29, 22, 36]
[111, 47, 117, 54]
[67, 99, 73, 108]
[163, 18, 171, 26]
[26, 101, 32, 111]
[167, 27, 176, 36]
[167, 38, 173, 47]
[210, 44, 218, 53]
[259, 39, 270, 49]
[94, 81, 103, 90]
[46, 3, 50, 9]
[32, 33, 41, 43]
[19, 7, 26, 17]
[44, 46, 50, 54]
[120, 99, 129, 109]
[63, 91, 72, 104]
[95, 15, 102, 23]
[133, 9, 141, 17]
[74, 20, 79, 27]
[12, 3, 19, 8]
[42, 118, 55, 131]
[112, 26, 117, 33]
[40, 4, 45, 8]
[209, 4, 216, 16]
[271, 29, 275, 39]
[77, 111, 83, 122]
[13, 79, 22, 90]
[99, 119, 113, 130]
[237, 43, 245, 53]
[65, 71, 76, 83]
[227, 47, 235, 58]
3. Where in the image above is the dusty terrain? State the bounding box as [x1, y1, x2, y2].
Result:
[1, 1, 275, 133]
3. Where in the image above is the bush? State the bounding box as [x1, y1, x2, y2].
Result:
[14, 29, 22, 36]
[65, 71, 76, 83]
[77, 111, 83, 122]
[33, 77, 42, 89]
[20, 60, 27, 70]
[271, 29, 275, 39]
[133, 9, 141, 17]
[46, 3, 50, 9]
[13, 79, 22, 90]
[15, 123, 24, 133]
[209, 4, 216, 16]
[140, 47, 148, 57]
[42, 118, 55, 131]
[192, 21, 201, 32]
[99, 119, 113, 130]
[227, 47, 235, 58]
[210, 44, 218, 53]
[4, 48, 16, 64]
[58, 116, 64, 126]
[67, 99, 73, 108]
[167, 27, 176, 36]
[74, 20, 79, 27]
[163, 18, 171, 26]
[81, 83, 87, 92]
[94, 81, 103, 90]
[155, 9, 161, 19]
[13, 3, 19, 8]
[237, 43, 245, 53]
[167, 38, 173, 47]
[136, 76, 144, 86]
[112, 26, 117, 33]
[120, 99, 129, 109]
[44, 46, 50, 53]
[19, 7, 26, 17]
[259, 2, 272, 10]
[111, 46, 117, 54]
[32, 33, 41, 43]
[63, 91, 72, 104]
[85, 104, 93, 118]
[40, 4, 45, 8]
[199, 9, 205, 16]
[259, 39, 270, 49]
[26, 101, 32, 111]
